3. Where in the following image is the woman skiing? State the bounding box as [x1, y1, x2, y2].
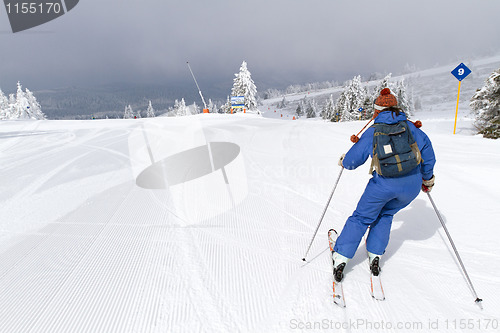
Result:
[332, 88, 436, 282]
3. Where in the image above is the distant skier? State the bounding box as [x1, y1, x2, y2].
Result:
[332, 88, 436, 282]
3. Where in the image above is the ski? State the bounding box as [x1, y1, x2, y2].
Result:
[364, 234, 385, 301]
[368, 255, 385, 301]
[328, 229, 346, 308]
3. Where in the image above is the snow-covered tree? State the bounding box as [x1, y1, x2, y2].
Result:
[124, 105, 134, 119]
[470, 68, 500, 139]
[395, 78, 414, 116]
[306, 99, 318, 118]
[277, 96, 287, 109]
[24, 88, 46, 119]
[208, 99, 216, 114]
[13, 82, 28, 119]
[190, 101, 200, 115]
[295, 103, 304, 117]
[263, 88, 281, 100]
[403, 63, 418, 74]
[360, 93, 374, 120]
[146, 100, 155, 117]
[331, 75, 366, 122]
[173, 98, 189, 116]
[8, 93, 15, 110]
[371, 73, 415, 116]
[296, 96, 308, 117]
[331, 93, 345, 122]
[372, 74, 394, 101]
[220, 96, 232, 114]
[321, 94, 335, 120]
[231, 61, 258, 111]
[0, 89, 9, 120]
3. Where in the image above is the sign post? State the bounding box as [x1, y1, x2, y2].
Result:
[451, 63, 471, 134]
[358, 107, 364, 120]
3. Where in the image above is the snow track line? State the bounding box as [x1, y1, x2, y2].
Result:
[0, 121, 41, 153]
[16, 188, 134, 332]
[7, 149, 96, 203]
[23, 184, 235, 332]
[175, 226, 238, 332]
[256, 193, 314, 231]
[1, 126, 131, 172]
[0, 182, 132, 331]
[140, 123, 156, 164]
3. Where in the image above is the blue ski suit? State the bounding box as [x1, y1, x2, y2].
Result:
[334, 111, 436, 258]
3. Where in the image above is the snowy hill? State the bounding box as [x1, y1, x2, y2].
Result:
[261, 54, 500, 125]
[1, 58, 500, 332]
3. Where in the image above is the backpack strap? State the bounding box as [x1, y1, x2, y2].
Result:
[369, 123, 382, 175]
[402, 121, 423, 165]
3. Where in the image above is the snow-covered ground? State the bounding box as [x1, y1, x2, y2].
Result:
[1, 58, 500, 333]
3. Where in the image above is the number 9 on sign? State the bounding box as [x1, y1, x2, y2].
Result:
[451, 63, 471, 81]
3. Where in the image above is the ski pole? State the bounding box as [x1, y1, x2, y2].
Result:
[302, 167, 344, 261]
[302, 118, 371, 262]
[350, 114, 375, 143]
[426, 192, 483, 308]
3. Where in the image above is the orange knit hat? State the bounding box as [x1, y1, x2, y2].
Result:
[374, 88, 397, 110]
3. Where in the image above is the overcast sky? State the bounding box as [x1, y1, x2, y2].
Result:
[1, 0, 499, 92]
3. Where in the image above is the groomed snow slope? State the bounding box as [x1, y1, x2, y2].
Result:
[1, 60, 500, 332]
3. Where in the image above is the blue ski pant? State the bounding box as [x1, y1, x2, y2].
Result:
[333, 172, 422, 258]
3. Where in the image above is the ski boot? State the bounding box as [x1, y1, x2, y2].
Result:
[368, 252, 381, 276]
[331, 252, 350, 282]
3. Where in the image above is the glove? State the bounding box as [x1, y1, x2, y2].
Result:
[422, 175, 435, 193]
[338, 154, 346, 167]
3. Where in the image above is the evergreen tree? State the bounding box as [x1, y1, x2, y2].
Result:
[395, 78, 414, 116]
[191, 101, 200, 115]
[295, 103, 304, 117]
[8, 94, 15, 111]
[14, 81, 31, 119]
[123, 105, 134, 119]
[331, 93, 345, 122]
[332, 75, 366, 122]
[173, 98, 188, 116]
[345, 75, 365, 121]
[322, 94, 335, 120]
[361, 93, 373, 120]
[24, 88, 46, 119]
[0, 89, 9, 120]
[231, 61, 258, 111]
[470, 68, 500, 139]
[220, 96, 232, 114]
[277, 96, 287, 109]
[296, 96, 308, 117]
[373, 74, 394, 101]
[208, 99, 216, 114]
[146, 100, 155, 117]
[306, 99, 318, 118]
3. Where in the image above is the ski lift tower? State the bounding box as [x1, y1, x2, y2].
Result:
[187, 62, 209, 113]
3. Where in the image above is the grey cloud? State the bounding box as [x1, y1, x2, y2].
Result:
[1, 0, 499, 91]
